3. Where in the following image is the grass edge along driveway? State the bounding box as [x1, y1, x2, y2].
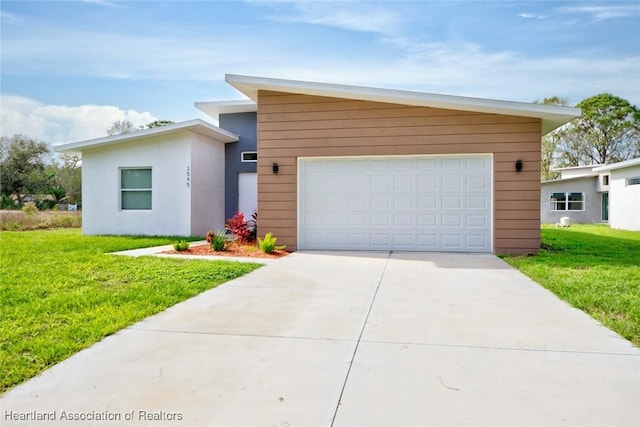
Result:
[0, 229, 260, 393]
[503, 224, 640, 348]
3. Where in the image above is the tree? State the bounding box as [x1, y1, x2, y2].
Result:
[45, 154, 82, 204]
[146, 120, 174, 128]
[107, 120, 136, 136]
[46, 185, 67, 203]
[0, 135, 51, 204]
[571, 94, 640, 165]
[537, 97, 569, 180]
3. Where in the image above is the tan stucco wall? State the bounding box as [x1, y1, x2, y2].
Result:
[256, 90, 542, 254]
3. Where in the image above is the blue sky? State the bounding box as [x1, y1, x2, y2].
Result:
[1, 0, 639, 145]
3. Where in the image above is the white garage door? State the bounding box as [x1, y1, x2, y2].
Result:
[298, 155, 492, 252]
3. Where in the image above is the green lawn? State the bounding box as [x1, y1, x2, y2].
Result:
[503, 224, 640, 347]
[0, 229, 260, 393]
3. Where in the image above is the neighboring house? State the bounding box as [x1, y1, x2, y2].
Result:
[541, 165, 603, 225]
[541, 158, 640, 231]
[594, 159, 640, 231]
[56, 74, 581, 254]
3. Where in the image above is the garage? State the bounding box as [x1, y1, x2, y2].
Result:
[298, 154, 493, 252]
[228, 74, 580, 254]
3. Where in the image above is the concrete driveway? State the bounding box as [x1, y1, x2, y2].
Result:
[2, 252, 639, 426]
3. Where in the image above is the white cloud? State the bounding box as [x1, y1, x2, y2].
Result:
[0, 95, 157, 146]
[1, 29, 281, 81]
[561, 5, 640, 22]
[262, 1, 404, 35]
[247, 42, 640, 106]
[1, 11, 19, 23]
[518, 13, 547, 20]
[518, 4, 639, 23]
[81, 0, 122, 7]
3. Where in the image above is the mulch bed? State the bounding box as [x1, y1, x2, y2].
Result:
[162, 240, 289, 259]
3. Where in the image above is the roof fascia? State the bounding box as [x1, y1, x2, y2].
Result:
[541, 174, 598, 184]
[54, 119, 238, 153]
[225, 74, 581, 135]
[593, 158, 640, 172]
[194, 100, 257, 121]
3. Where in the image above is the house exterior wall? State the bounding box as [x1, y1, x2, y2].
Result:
[540, 177, 601, 224]
[596, 173, 610, 193]
[608, 165, 640, 231]
[81, 132, 190, 236]
[219, 112, 258, 221]
[256, 90, 543, 254]
[190, 133, 226, 235]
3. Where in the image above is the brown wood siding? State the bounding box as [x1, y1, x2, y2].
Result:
[257, 90, 542, 254]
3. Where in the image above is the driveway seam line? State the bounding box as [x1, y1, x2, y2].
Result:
[127, 327, 357, 343]
[330, 251, 392, 427]
[359, 339, 639, 356]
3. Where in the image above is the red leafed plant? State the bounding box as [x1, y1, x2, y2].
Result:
[225, 211, 251, 243]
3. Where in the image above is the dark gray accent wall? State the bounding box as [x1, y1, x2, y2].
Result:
[219, 112, 257, 221]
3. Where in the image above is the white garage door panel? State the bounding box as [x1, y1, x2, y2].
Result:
[298, 155, 492, 252]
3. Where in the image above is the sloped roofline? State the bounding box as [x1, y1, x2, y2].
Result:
[225, 74, 581, 135]
[593, 158, 640, 172]
[54, 119, 238, 153]
[552, 164, 598, 172]
[541, 174, 598, 184]
[194, 100, 257, 122]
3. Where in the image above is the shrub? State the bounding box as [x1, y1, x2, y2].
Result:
[173, 240, 190, 251]
[247, 211, 257, 241]
[0, 211, 81, 231]
[209, 230, 228, 251]
[258, 232, 286, 254]
[36, 199, 57, 211]
[225, 211, 251, 243]
[1, 195, 17, 210]
[0, 211, 27, 230]
[21, 202, 38, 215]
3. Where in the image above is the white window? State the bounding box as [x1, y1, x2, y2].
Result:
[602, 175, 609, 186]
[121, 168, 152, 210]
[550, 192, 584, 211]
[627, 177, 640, 186]
[241, 151, 257, 162]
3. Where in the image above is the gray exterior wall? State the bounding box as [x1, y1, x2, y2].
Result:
[219, 112, 257, 221]
[541, 177, 603, 224]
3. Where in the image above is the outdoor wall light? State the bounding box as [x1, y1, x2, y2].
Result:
[272, 163, 279, 174]
[515, 159, 523, 172]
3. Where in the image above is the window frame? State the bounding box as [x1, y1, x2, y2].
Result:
[549, 192, 585, 212]
[601, 192, 609, 222]
[120, 167, 152, 211]
[627, 177, 640, 186]
[241, 151, 258, 163]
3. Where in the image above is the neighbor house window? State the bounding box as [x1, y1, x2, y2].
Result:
[121, 168, 152, 210]
[627, 177, 640, 186]
[241, 151, 257, 162]
[602, 175, 609, 186]
[549, 192, 584, 211]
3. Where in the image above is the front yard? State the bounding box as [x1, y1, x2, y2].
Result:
[503, 224, 640, 347]
[0, 229, 260, 393]
[2, 225, 637, 393]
